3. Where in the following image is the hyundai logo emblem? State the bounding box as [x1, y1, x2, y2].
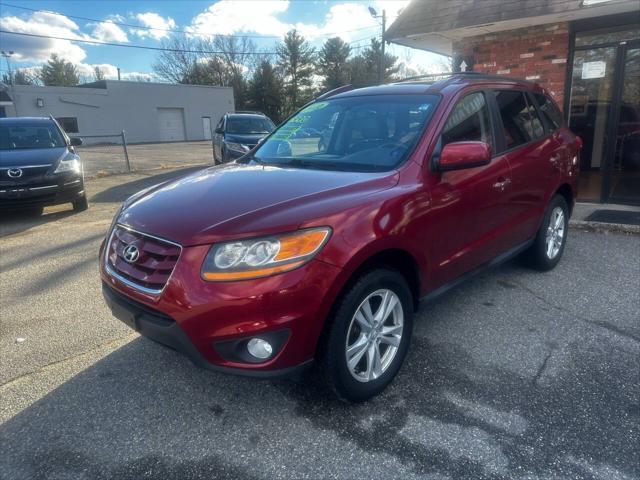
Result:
[123, 244, 140, 263]
[7, 168, 23, 178]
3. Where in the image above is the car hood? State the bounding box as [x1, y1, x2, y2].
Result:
[118, 163, 398, 246]
[0, 147, 67, 167]
[224, 133, 268, 145]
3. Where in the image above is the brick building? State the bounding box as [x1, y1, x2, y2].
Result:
[386, 0, 639, 205]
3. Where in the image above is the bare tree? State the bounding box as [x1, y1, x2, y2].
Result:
[153, 35, 205, 84]
[93, 66, 105, 81]
[152, 34, 257, 108]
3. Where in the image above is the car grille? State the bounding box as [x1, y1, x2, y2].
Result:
[0, 165, 51, 181]
[106, 225, 181, 293]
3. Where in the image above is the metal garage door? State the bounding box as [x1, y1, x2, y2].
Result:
[157, 108, 185, 142]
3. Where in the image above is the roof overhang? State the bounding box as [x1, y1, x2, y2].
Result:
[387, 0, 639, 56]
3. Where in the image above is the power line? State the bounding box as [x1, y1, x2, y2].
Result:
[0, 30, 280, 55]
[0, 2, 382, 40]
[0, 29, 381, 56]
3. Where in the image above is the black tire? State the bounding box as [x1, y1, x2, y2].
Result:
[72, 193, 89, 212]
[221, 147, 228, 164]
[318, 268, 414, 403]
[213, 147, 221, 165]
[522, 194, 569, 271]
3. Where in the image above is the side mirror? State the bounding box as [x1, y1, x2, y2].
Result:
[438, 141, 491, 172]
[69, 137, 83, 147]
[575, 136, 583, 150]
[215, 128, 224, 134]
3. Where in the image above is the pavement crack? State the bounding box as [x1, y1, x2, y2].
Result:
[0, 334, 135, 389]
[499, 277, 640, 344]
[531, 349, 554, 386]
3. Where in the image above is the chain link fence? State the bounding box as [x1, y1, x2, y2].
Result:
[76, 131, 215, 178]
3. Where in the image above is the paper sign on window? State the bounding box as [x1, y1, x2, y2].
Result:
[581, 61, 606, 79]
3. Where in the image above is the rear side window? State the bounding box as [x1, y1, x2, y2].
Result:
[533, 93, 564, 131]
[495, 91, 543, 149]
[56, 117, 79, 134]
[442, 92, 492, 147]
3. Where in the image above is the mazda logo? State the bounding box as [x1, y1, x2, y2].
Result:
[123, 244, 140, 263]
[7, 168, 23, 178]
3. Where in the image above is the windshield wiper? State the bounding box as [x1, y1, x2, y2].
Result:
[273, 158, 348, 170]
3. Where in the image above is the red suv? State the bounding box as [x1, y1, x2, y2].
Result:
[101, 74, 580, 402]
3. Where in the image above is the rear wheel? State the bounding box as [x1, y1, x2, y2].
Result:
[72, 193, 89, 212]
[523, 194, 569, 271]
[319, 268, 413, 402]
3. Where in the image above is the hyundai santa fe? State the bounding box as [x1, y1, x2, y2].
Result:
[100, 74, 581, 402]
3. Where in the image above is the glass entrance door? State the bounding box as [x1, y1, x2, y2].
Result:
[609, 46, 640, 204]
[569, 25, 640, 204]
[569, 46, 618, 202]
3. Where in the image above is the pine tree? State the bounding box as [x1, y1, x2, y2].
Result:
[248, 60, 284, 123]
[39, 54, 80, 86]
[277, 29, 315, 115]
[318, 37, 351, 92]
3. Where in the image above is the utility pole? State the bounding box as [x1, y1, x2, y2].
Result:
[368, 7, 387, 84]
[1, 51, 15, 85]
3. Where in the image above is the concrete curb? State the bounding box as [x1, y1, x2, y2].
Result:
[569, 220, 640, 235]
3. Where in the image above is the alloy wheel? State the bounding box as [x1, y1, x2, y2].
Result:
[345, 289, 404, 383]
[545, 206, 565, 259]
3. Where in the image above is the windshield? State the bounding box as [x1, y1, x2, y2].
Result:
[249, 94, 438, 172]
[0, 123, 66, 150]
[226, 116, 274, 134]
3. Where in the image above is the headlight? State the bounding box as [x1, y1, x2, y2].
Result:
[225, 142, 250, 153]
[201, 227, 331, 281]
[54, 154, 81, 174]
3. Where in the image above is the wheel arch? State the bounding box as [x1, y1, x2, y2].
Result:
[311, 245, 423, 363]
[554, 183, 575, 216]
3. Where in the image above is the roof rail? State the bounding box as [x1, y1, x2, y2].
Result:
[315, 84, 355, 101]
[232, 110, 265, 115]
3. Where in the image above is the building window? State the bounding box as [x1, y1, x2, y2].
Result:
[56, 117, 79, 133]
[442, 92, 492, 147]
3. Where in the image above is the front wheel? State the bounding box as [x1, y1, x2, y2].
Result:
[523, 194, 569, 271]
[319, 268, 414, 402]
[72, 193, 89, 212]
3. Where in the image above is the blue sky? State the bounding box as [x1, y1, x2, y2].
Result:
[0, 0, 449, 82]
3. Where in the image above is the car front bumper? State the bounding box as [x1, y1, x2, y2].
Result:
[0, 175, 84, 209]
[100, 241, 342, 377]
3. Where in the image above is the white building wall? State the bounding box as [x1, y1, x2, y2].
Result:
[4, 81, 235, 144]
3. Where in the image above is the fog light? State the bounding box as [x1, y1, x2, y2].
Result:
[247, 338, 273, 359]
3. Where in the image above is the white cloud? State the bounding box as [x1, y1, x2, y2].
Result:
[133, 12, 176, 40]
[0, 13, 87, 63]
[76, 62, 119, 78]
[90, 20, 129, 43]
[296, 3, 378, 41]
[185, 1, 410, 44]
[188, 1, 290, 37]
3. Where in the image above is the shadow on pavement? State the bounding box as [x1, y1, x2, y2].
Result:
[0, 208, 77, 238]
[90, 166, 207, 204]
[1, 291, 637, 480]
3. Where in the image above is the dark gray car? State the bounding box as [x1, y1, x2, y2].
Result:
[0, 117, 87, 214]
[212, 112, 275, 164]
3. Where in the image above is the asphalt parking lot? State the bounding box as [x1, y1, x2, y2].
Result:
[1, 167, 639, 480]
[77, 141, 216, 177]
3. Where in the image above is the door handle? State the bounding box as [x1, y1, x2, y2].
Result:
[493, 178, 511, 191]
